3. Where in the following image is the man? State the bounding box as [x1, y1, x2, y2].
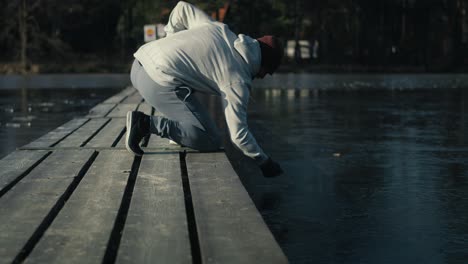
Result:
[126, 1, 283, 177]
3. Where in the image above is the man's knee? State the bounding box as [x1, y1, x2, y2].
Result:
[180, 125, 221, 151]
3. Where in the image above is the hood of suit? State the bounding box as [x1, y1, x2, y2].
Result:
[233, 34, 261, 78]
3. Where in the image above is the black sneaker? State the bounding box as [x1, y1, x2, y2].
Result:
[126, 111, 150, 156]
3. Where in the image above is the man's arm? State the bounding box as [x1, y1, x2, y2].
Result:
[164, 1, 213, 36]
[222, 83, 283, 177]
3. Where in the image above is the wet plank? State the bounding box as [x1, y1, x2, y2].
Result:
[116, 153, 191, 264]
[106, 104, 138, 118]
[21, 118, 88, 149]
[25, 150, 134, 264]
[121, 92, 143, 104]
[0, 150, 49, 194]
[185, 152, 288, 264]
[87, 103, 116, 118]
[102, 87, 136, 104]
[85, 118, 125, 148]
[0, 150, 95, 264]
[56, 118, 110, 148]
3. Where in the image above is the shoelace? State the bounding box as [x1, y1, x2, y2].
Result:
[179, 86, 192, 102]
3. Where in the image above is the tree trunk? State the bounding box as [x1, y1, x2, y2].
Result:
[18, 0, 27, 74]
[401, 0, 407, 41]
[452, 0, 463, 70]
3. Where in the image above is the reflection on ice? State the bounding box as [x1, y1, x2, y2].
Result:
[5, 122, 27, 128]
[254, 73, 468, 90]
[12, 115, 36, 122]
[38, 102, 55, 107]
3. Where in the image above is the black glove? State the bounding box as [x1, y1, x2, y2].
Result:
[260, 158, 283, 178]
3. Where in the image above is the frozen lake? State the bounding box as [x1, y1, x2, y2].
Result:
[238, 86, 468, 264]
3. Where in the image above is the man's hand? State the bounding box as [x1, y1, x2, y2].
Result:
[260, 158, 283, 178]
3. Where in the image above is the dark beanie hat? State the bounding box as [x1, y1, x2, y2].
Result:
[256, 35, 283, 74]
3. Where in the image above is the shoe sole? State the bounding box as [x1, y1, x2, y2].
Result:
[125, 111, 142, 156]
[169, 139, 179, 146]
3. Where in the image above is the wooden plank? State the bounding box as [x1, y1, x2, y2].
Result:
[0, 150, 49, 193]
[87, 103, 116, 118]
[137, 102, 153, 116]
[145, 134, 195, 153]
[21, 118, 88, 149]
[185, 152, 288, 264]
[0, 149, 95, 264]
[121, 92, 143, 104]
[56, 118, 110, 148]
[145, 135, 176, 150]
[102, 87, 136, 104]
[115, 135, 126, 149]
[106, 104, 138, 118]
[85, 118, 125, 148]
[116, 153, 191, 264]
[25, 150, 134, 264]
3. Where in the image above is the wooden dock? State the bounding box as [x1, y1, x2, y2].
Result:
[0, 87, 288, 264]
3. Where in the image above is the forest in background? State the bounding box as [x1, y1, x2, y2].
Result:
[1, 0, 468, 74]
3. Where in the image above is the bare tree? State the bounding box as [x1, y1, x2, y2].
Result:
[18, 0, 27, 74]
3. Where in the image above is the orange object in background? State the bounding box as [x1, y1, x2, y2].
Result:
[211, 2, 230, 22]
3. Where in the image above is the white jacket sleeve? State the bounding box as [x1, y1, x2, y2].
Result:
[222, 82, 269, 164]
[164, 1, 213, 36]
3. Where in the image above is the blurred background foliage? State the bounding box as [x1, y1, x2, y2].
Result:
[1, 0, 468, 73]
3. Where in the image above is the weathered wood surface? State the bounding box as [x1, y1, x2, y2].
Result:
[137, 102, 153, 116]
[21, 118, 88, 149]
[0, 150, 49, 194]
[106, 104, 138, 118]
[116, 153, 191, 264]
[0, 150, 95, 264]
[87, 103, 116, 118]
[114, 132, 128, 149]
[56, 118, 109, 148]
[121, 92, 143, 104]
[186, 152, 288, 264]
[85, 118, 125, 148]
[25, 150, 134, 264]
